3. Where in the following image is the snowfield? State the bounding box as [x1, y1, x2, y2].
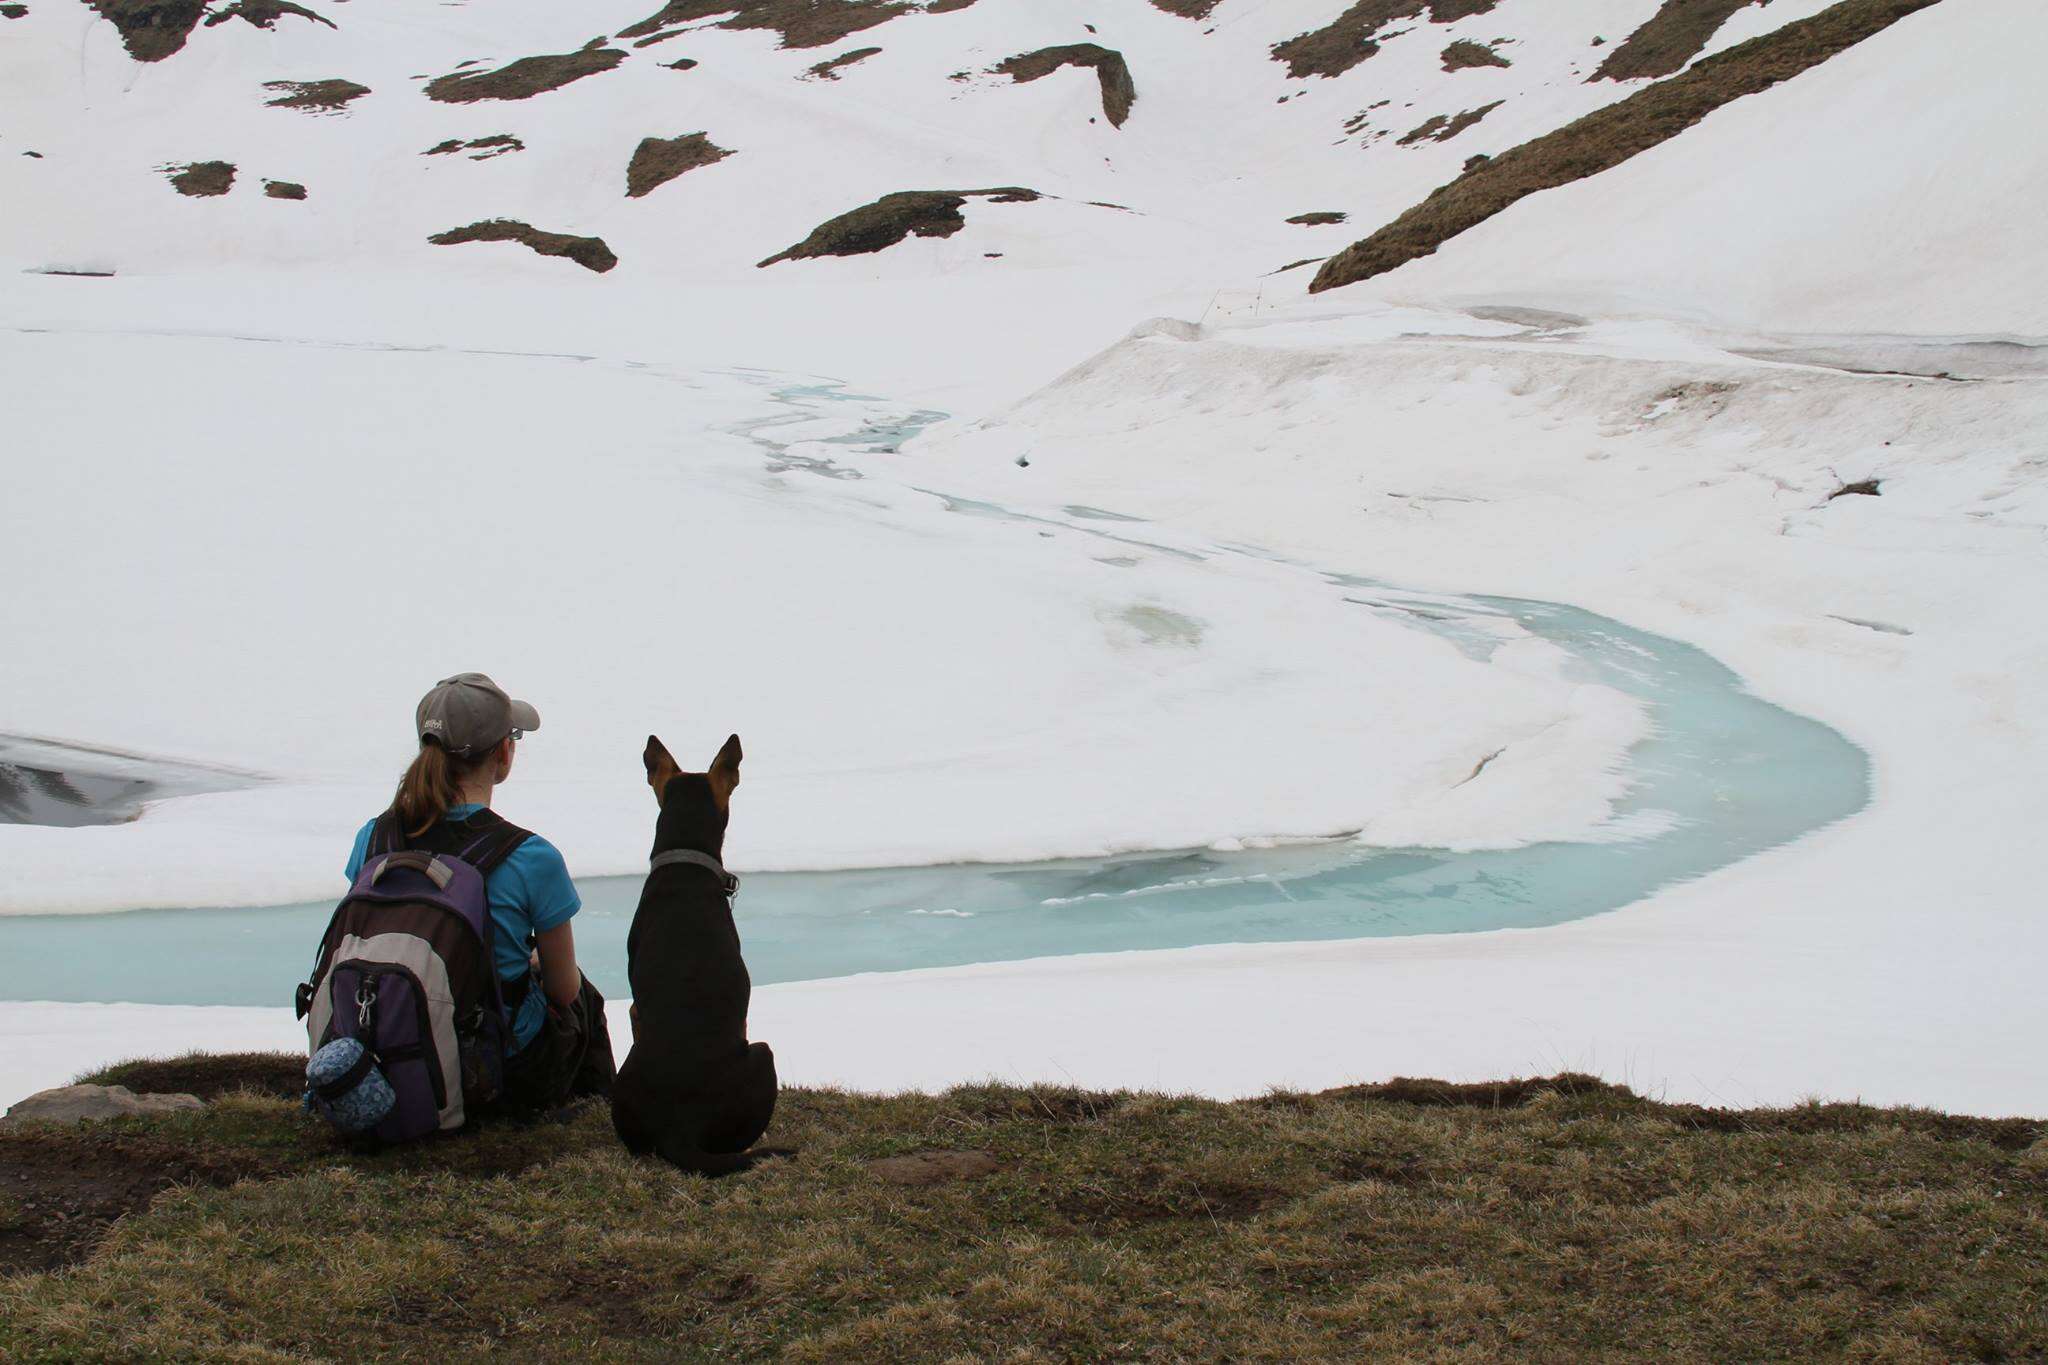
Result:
[2, 0, 2043, 1115]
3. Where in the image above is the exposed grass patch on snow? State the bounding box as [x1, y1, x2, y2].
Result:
[993, 44, 1136, 128]
[1149, 0, 1221, 17]
[162, 160, 234, 196]
[1397, 99, 1502, 145]
[1593, 0, 1761, 81]
[260, 78, 368, 114]
[422, 46, 626, 104]
[260, 179, 305, 200]
[1287, 211, 1348, 225]
[3, 1053, 2043, 1356]
[203, 0, 332, 33]
[805, 45, 881, 80]
[423, 134, 524, 160]
[618, 0, 910, 51]
[1272, 0, 1501, 80]
[83, 0, 206, 62]
[428, 219, 617, 273]
[624, 131, 733, 198]
[1441, 37, 1510, 70]
[1311, 0, 1945, 293]
[0, 5, 27, 18]
[758, 187, 1040, 266]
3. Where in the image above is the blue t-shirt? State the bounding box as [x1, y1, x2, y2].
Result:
[345, 803, 580, 1052]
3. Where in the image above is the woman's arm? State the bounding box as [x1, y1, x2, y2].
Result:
[533, 920, 582, 1010]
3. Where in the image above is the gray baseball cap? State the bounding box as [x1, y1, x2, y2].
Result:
[415, 673, 540, 758]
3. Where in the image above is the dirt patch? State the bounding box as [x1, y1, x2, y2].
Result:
[1272, 0, 1500, 80]
[84, 0, 207, 62]
[664, 57, 699, 71]
[868, 1150, 1002, 1186]
[262, 78, 369, 113]
[202, 0, 332, 31]
[84, 1053, 307, 1102]
[0, 1129, 279, 1275]
[424, 134, 525, 160]
[1828, 477, 1882, 500]
[625, 131, 732, 198]
[164, 160, 235, 196]
[1288, 211, 1348, 226]
[1397, 99, 1501, 144]
[759, 187, 1040, 266]
[994, 43, 1135, 127]
[806, 45, 880, 79]
[1594, 0, 1759, 81]
[618, 0, 910, 51]
[263, 179, 306, 200]
[429, 219, 618, 273]
[1442, 37, 1510, 69]
[1150, 0, 1220, 17]
[1311, 0, 1943, 293]
[424, 47, 626, 103]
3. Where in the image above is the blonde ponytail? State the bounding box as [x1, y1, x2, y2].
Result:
[391, 741, 485, 838]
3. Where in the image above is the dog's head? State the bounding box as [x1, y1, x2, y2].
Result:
[644, 733, 742, 853]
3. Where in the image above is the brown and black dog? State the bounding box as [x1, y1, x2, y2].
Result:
[610, 734, 779, 1176]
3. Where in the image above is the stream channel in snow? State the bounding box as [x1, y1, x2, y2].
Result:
[0, 374, 1870, 1008]
[0, 383, 1871, 1008]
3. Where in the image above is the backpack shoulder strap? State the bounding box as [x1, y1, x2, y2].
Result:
[367, 811, 406, 858]
[451, 808, 533, 879]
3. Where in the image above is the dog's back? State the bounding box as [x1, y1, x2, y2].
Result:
[611, 735, 778, 1175]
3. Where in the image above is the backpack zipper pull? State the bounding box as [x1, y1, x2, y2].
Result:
[356, 980, 378, 1029]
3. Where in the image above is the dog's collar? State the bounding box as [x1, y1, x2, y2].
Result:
[649, 848, 739, 899]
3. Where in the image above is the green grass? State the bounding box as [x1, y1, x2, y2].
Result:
[2, 1058, 2044, 1360]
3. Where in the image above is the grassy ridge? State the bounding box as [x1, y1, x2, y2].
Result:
[2, 1056, 2045, 1360]
[1310, 0, 1944, 294]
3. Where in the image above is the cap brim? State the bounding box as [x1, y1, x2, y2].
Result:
[509, 699, 541, 734]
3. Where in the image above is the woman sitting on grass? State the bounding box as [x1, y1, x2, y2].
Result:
[342, 672, 615, 1112]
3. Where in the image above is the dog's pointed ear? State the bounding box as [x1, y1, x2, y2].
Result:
[644, 735, 681, 802]
[709, 733, 742, 806]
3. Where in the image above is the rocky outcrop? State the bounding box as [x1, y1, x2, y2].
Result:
[82, 0, 208, 62]
[1272, 0, 1499, 80]
[626, 132, 733, 197]
[429, 219, 618, 273]
[165, 160, 235, 195]
[758, 187, 1040, 266]
[262, 79, 369, 113]
[995, 44, 1135, 127]
[1593, 0, 1760, 81]
[424, 46, 625, 103]
[1, 1084, 205, 1126]
[1311, 0, 1942, 293]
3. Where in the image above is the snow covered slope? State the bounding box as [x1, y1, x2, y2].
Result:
[1347, 0, 2048, 338]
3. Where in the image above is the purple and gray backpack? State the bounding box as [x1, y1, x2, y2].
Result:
[297, 812, 529, 1143]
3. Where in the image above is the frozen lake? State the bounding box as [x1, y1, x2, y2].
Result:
[0, 589, 1868, 1006]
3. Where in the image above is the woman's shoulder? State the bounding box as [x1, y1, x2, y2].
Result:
[496, 829, 580, 924]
